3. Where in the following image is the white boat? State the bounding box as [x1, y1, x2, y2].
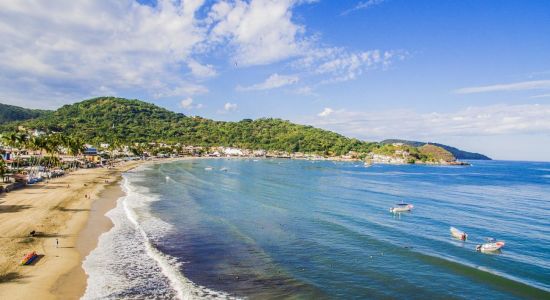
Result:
[389, 203, 413, 213]
[204, 167, 213, 171]
[476, 239, 505, 252]
[450, 226, 468, 241]
[220, 167, 228, 172]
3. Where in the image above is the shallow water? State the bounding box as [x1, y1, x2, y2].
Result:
[84, 159, 550, 299]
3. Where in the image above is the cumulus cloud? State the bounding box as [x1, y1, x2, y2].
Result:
[224, 102, 238, 111]
[308, 104, 550, 141]
[454, 80, 550, 94]
[208, 0, 305, 66]
[317, 107, 334, 117]
[187, 60, 217, 78]
[237, 73, 299, 91]
[179, 97, 203, 109]
[0, 0, 210, 107]
[0, 0, 404, 108]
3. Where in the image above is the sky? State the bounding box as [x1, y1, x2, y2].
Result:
[1, 0, 549, 161]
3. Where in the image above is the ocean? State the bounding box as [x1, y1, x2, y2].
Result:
[82, 159, 550, 299]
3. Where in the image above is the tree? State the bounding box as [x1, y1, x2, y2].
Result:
[0, 156, 6, 179]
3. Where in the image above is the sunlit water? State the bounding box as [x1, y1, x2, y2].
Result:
[83, 159, 550, 299]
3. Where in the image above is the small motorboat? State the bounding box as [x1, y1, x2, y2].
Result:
[450, 226, 468, 241]
[476, 239, 505, 252]
[390, 203, 413, 213]
[204, 167, 213, 171]
[21, 251, 38, 265]
[220, 167, 228, 172]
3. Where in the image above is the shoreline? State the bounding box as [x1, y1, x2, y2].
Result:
[0, 161, 142, 300]
[51, 180, 126, 299]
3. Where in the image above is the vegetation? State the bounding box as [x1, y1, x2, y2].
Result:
[0, 103, 50, 125]
[371, 143, 446, 163]
[381, 139, 491, 160]
[418, 144, 455, 162]
[0, 97, 487, 163]
[0, 156, 6, 178]
[0, 131, 85, 173]
[1, 97, 377, 156]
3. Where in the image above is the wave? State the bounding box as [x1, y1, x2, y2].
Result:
[82, 167, 233, 300]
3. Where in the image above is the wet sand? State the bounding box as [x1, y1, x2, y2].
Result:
[0, 162, 140, 300]
[51, 181, 125, 299]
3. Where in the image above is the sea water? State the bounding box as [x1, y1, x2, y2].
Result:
[82, 159, 550, 299]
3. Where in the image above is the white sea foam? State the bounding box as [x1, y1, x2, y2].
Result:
[82, 168, 234, 299]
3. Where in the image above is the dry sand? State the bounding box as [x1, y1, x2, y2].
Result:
[0, 161, 141, 300]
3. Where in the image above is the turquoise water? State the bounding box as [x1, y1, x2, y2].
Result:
[85, 159, 550, 299]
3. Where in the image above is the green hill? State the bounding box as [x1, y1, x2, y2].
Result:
[418, 144, 455, 162]
[0, 103, 50, 125]
[381, 139, 491, 160]
[1, 97, 376, 156]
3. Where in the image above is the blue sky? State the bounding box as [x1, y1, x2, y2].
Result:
[1, 0, 550, 161]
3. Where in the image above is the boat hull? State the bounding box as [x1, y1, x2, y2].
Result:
[450, 227, 467, 240]
[477, 241, 505, 252]
[390, 204, 413, 213]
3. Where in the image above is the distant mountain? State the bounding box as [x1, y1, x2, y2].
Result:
[1, 97, 376, 155]
[381, 139, 491, 160]
[0, 103, 50, 125]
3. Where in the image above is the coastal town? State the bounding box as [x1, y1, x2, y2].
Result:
[1, 129, 467, 195]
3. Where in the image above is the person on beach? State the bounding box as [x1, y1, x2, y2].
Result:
[56, 238, 59, 248]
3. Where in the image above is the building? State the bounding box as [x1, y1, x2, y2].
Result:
[83, 147, 102, 163]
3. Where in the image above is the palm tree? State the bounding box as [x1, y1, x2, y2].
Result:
[107, 138, 121, 166]
[66, 137, 86, 171]
[45, 133, 62, 165]
[9, 131, 29, 173]
[29, 135, 52, 178]
[0, 156, 6, 182]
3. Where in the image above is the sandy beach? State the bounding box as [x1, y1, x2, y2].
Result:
[0, 161, 141, 300]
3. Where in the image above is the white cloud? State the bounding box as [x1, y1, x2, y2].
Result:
[187, 60, 217, 78]
[179, 97, 203, 110]
[180, 98, 194, 109]
[0, 0, 210, 107]
[292, 47, 405, 86]
[224, 102, 238, 111]
[341, 0, 386, 16]
[237, 73, 299, 91]
[308, 104, 550, 141]
[0, 0, 404, 108]
[317, 107, 334, 117]
[315, 49, 399, 82]
[208, 0, 306, 66]
[454, 80, 550, 94]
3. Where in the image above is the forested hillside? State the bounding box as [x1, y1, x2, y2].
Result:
[2, 97, 375, 155]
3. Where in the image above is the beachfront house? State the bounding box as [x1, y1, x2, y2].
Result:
[83, 147, 102, 164]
